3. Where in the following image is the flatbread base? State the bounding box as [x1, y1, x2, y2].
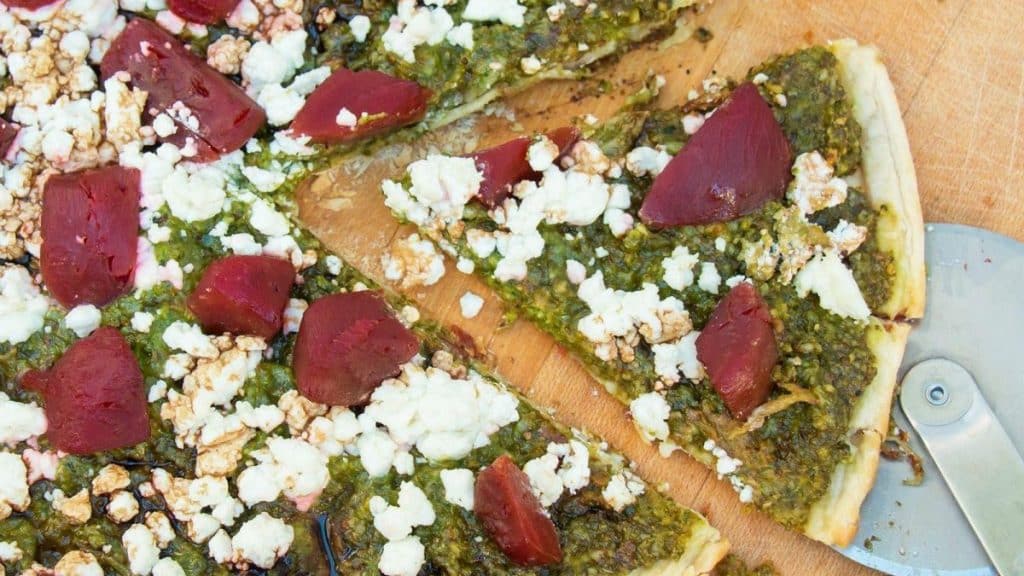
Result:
[802, 39, 925, 546]
[631, 523, 730, 576]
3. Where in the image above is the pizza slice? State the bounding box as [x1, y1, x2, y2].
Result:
[0, 2, 730, 573]
[377, 40, 925, 546]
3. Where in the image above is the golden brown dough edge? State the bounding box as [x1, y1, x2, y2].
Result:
[830, 39, 927, 320]
[803, 319, 909, 546]
[629, 522, 730, 576]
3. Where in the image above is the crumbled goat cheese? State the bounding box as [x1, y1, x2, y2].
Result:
[602, 469, 646, 512]
[383, 233, 446, 289]
[440, 468, 475, 510]
[625, 146, 672, 177]
[378, 536, 426, 576]
[459, 291, 484, 318]
[54, 550, 104, 576]
[651, 331, 703, 385]
[787, 151, 848, 214]
[697, 262, 721, 294]
[0, 392, 47, 447]
[369, 481, 436, 542]
[794, 250, 871, 321]
[0, 452, 30, 520]
[382, 154, 483, 231]
[0, 266, 49, 345]
[64, 304, 102, 337]
[629, 392, 671, 443]
[703, 439, 754, 503]
[520, 54, 542, 74]
[131, 311, 155, 333]
[661, 246, 699, 291]
[349, 15, 371, 42]
[828, 219, 868, 254]
[230, 512, 294, 569]
[381, 0, 456, 64]
[122, 524, 161, 575]
[463, 0, 527, 26]
[360, 362, 519, 469]
[236, 437, 329, 508]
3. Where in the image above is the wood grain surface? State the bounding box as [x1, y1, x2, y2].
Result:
[297, 1, 1024, 573]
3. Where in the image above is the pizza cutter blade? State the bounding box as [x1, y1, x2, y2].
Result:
[838, 223, 1024, 575]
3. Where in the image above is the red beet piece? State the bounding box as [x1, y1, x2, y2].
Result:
[41, 166, 140, 308]
[474, 455, 563, 567]
[0, 119, 19, 160]
[470, 126, 580, 208]
[101, 18, 265, 162]
[289, 68, 431, 145]
[187, 255, 295, 340]
[168, 0, 240, 24]
[639, 82, 793, 227]
[696, 282, 779, 420]
[21, 328, 149, 455]
[0, 0, 58, 9]
[292, 291, 419, 406]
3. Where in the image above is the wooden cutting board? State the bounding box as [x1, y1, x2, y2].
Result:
[297, 1, 1024, 573]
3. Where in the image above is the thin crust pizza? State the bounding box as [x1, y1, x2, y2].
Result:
[378, 40, 925, 546]
[0, 1, 732, 574]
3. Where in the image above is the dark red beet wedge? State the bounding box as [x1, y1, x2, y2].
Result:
[470, 126, 580, 208]
[41, 165, 140, 308]
[101, 18, 265, 162]
[21, 328, 150, 455]
[696, 282, 779, 420]
[290, 68, 431, 145]
[292, 291, 419, 406]
[474, 455, 563, 567]
[188, 255, 295, 340]
[168, 0, 240, 24]
[639, 82, 793, 227]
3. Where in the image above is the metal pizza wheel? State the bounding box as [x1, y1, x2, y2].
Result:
[839, 224, 1024, 576]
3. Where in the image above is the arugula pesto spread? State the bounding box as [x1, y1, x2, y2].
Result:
[383, 47, 897, 529]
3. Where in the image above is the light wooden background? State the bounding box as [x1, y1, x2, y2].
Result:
[297, 1, 1024, 573]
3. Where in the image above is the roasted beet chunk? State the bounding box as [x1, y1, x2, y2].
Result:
[696, 282, 779, 420]
[289, 68, 431, 145]
[21, 328, 149, 455]
[101, 18, 265, 161]
[474, 455, 563, 567]
[41, 166, 140, 308]
[639, 83, 793, 227]
[168, 0, 240, 24]
[0, 119, 19, 160]
[0, 0, 58, 8]
[471, 126, 580, 208]
[293, 291, 419, 406]
[188, 255, 295, 340]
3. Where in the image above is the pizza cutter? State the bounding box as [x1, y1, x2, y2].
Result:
[838, 224, 1024, 575]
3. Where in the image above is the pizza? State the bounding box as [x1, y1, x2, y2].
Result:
[0, 0, 736, 575]
[378, 40, 925, 546]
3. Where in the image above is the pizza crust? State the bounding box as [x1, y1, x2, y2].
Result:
[800, 40, 924, 547]
[630, 522, 730, 576]
[830, 39, 927, 320]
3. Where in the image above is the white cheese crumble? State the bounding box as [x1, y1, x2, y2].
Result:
[0, 452, 30, 521]
[151, 558, 186, 576]
[794, 250, 871, 321]
[0, 266, 49, 345]
[0, 392, 47, 447]
[360, 362, 519, 468]
[54, 550, 105, 576]
[651, 331, 703, 385]
[378, 536, 426, 576]
[787, 151, 848, 214]
[463, 0, 527, 27]
[349, 15, 371, 42]
[122, 524, 161, 575]
[625, 146, 672, 177]
[369, 481, 436, 542]
[64, 304, 102, 337]
[703, 439, 754, 503]
[230, 512, 294, 569]
[459, 291, 484, 319]
[629, 392, 671, 443]
[236, 437, 329, 508]
[131, 311, 155, 333]
[520, 54, 542, 75]
[697, 262, 721, 294]
[383, 233, 446, 289]
[335, 107, 357, 128]
[602, 470, 646, 512]
[565, 259, 587, 284]
[382, 154, 483, 230]
[381, 0, 457, 64]
[440, 468, 475, 510]
[523, 440, 591, 507]
[661, 246, 699, 291]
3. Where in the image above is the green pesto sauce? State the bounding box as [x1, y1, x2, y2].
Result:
[712, 554, 778, 576]
[1, 186, 699, 574]
[426, 47, 896, 528]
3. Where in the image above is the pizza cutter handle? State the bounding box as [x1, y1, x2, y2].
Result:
[900, 358, 1024, 576]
